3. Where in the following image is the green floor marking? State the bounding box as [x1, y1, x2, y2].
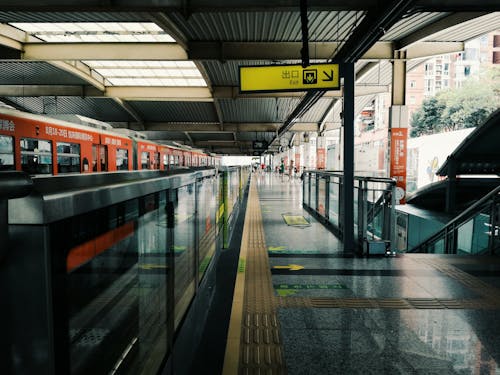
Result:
[274, 283, 347, 291]
[282, 214, 310, 226]
[276, 289, 298, 297]
[199, 255, 212, 274]
[268, 249, 324, 255]
[268, 246, 287, 251]
[238, 259, 246, 273]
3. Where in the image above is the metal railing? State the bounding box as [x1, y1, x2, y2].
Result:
[303, 170, 396, 254]
[409, 184, 500, 254]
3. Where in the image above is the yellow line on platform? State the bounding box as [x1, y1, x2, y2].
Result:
[222, 177, 252, 375]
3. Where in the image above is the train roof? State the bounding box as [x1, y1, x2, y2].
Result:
[0, 106, 130, 140]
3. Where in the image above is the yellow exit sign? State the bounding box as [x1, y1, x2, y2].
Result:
[239, 63, 340, 93]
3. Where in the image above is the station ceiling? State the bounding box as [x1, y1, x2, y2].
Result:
[0, 2, 498, 155]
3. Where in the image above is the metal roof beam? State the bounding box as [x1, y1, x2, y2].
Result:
[2, 41, 464, 62]
[113, 98, 145, 130]
[21, 42, 187, 61]
[0, 84, 388, 99]
[0, 0, 498, 11]
[142, 122, 323, 132]
[105, 86, 212, 101]
[396, 12, 490, 49]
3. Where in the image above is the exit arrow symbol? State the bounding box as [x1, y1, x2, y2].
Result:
[322, 70, 334, 82]
[273, 264, 304, 271]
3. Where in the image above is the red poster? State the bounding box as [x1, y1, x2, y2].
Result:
[390, 128, 407, 204]
[295, 153, 301, 171]
[317, 148, 326, 169]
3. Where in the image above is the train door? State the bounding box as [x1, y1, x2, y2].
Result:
[155, 152, 160, 170]
[92, 144, 108, 172]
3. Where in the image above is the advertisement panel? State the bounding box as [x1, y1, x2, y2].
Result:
[390, 128, 408, 204]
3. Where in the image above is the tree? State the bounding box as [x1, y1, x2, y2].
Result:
[410, 96, 445, 137]
[410, 66, 500, 137]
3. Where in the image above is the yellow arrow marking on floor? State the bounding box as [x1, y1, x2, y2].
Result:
[272, 264, 304, 271]
[268, 246, 287, 251]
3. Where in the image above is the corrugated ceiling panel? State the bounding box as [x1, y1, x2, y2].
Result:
[300, 98, 336, 123]
[0, 12, 149, 23]
[130, 101, 218, 122]
[3, 96, 133, 121]
[170, 11, 364, 42]
[220, 97, 304, 122]
[190, 132, 234, 142]
[381, 12, 448, 41]
[142, 131, 188, 141]
[425, 13, 500, 42]
[0, 61, 90, 85]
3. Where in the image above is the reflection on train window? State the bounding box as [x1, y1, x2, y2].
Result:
[0, 135, 15, 170]
[163, 154, 168, 168]
[141, 151, 150, 169]
[57, 142, 81, 173]
[20, 137, 53, 174]
[116, 148, 129, 170]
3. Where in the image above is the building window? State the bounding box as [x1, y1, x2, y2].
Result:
[409, 80, 417, 88]
[443, 63, 449, 75]
[409, 96, 416, 104]
[443, 79, 449, 88]
[464, 66, 471, 76]
[425, 79, 433, 93]
[424, 63, 433, 75]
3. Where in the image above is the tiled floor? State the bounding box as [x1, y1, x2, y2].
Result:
[251, 172, 500, 375]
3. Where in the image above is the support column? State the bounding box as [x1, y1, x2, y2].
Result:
[342, 63, 355, 255]
[389, 56, 409, 204]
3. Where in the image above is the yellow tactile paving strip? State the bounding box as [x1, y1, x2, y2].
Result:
[223, 178, 500, 374]
[223, 177, 286, 375]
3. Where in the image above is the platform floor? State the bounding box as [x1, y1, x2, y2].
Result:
[223, 172, 500, 375]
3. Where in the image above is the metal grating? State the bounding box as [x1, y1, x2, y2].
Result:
[0, 61, 91, 85]
[170, 11, 364, 42]
[3, 96, 133, 122]
[129, 101, 219, 123]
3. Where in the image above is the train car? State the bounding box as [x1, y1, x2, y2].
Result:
[0, 106, 217, 175]
[0, 107, 132, 175]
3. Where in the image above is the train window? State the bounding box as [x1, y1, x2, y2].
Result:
[163, 154, 168, 167]
[20, 138, 53, 174]
[0, 135, 15, 170]
[116, 148, 129, 170]
[141, 151, 150, 169]
[155, 152, 160, 169]
[100, 145, 108, 171]
[56, 142, 81, 173]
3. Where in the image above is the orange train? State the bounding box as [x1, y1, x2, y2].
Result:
[0, 106, 220, 175]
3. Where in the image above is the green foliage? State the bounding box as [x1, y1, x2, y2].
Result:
[410, 66, 500, 137]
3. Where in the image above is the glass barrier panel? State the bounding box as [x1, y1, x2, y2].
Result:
[328, 179, 339, 227]
[303, 174, 310, 206]
[457, 213, 490, 255]
[173, 184, 196, 329]
[311, 176, 317, 211]
[318, 177, 327, 217]
[54, 195, 172, 375]
[198, 177, 217, 281]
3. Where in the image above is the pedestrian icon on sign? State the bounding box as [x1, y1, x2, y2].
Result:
[303, 69, 317, 84]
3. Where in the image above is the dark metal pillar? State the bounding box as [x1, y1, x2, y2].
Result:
[342, 63, 355, 255]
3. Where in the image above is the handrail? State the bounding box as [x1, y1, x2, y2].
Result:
[409, 184, 500, 253]
[303, 170, 396, 254]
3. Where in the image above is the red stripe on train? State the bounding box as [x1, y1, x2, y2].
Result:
[66, 221, 135, 272]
